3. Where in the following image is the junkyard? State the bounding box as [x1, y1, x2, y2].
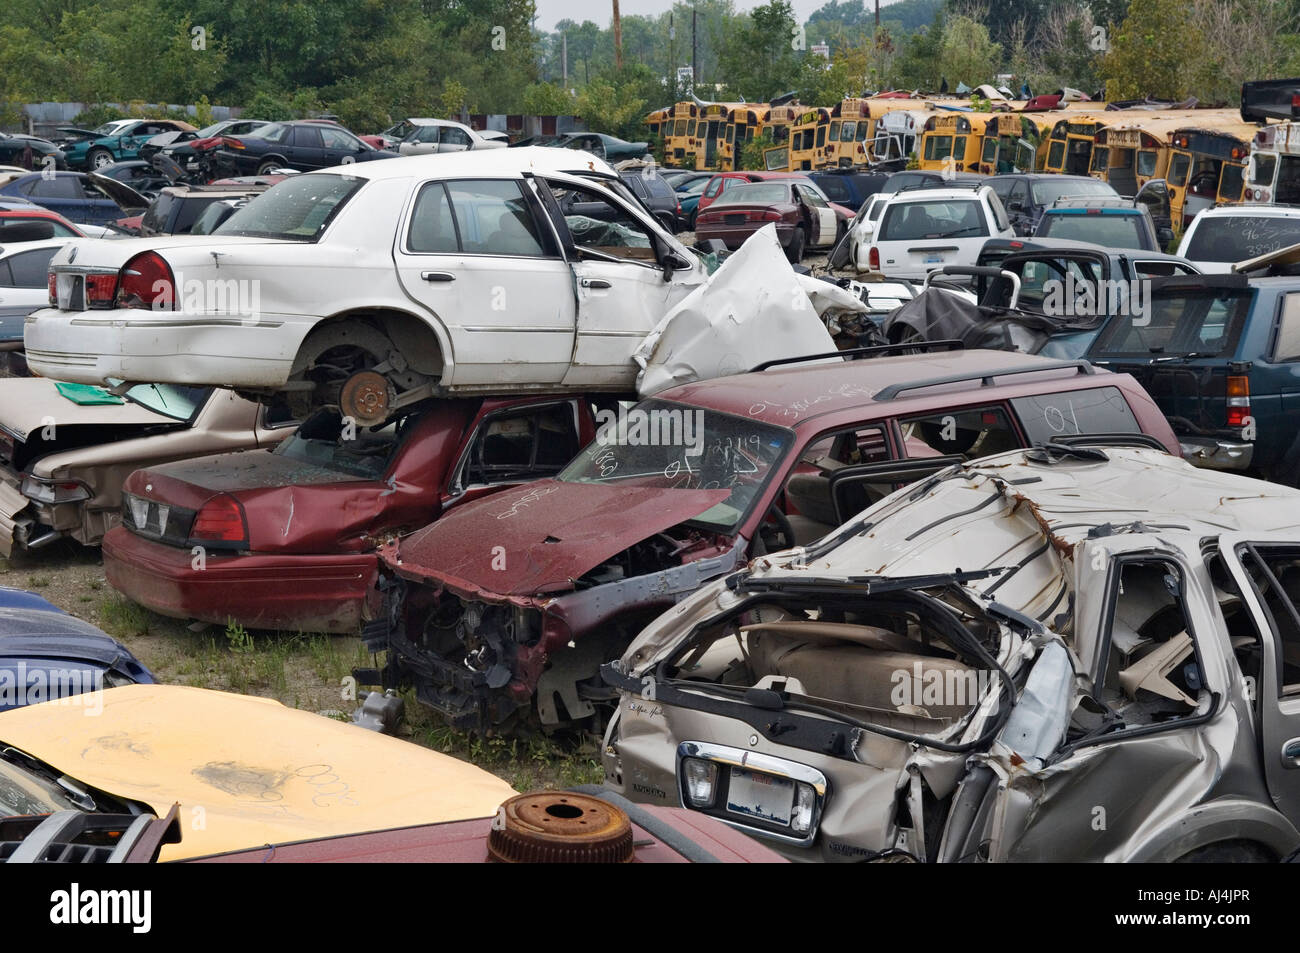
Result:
[2, 0, 1300, 912]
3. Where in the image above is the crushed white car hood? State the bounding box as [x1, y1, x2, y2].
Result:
[633, 225, 850, 397]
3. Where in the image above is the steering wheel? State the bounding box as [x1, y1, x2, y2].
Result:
[759, 503, 797, 552]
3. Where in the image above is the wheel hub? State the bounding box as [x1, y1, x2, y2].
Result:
[338, 370, 393, 426]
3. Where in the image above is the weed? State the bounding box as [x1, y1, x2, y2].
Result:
[100, 596, 149, 637]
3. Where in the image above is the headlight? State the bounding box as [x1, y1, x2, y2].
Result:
[681, 758, 718, 808]
[21, 475, 90, 504]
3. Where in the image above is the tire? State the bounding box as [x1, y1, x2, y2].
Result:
[88, 148, 113, 170]
[257, 157, 286, 175]
[785, 227, 806, 264]
[1174, 840, 1274, 863]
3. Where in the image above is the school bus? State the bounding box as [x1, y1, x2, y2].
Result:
[977, 112, 1054, 175]
[917, 112, 992, 172]
[1167, 117, 1257, 226]
[823, 99, 875, 168]
[1090, 114, 1189, 194]
[689, 102, 746, 170]
[1043, 114, 1107, 175]
[720, 104, 771, 171]
[1245, 120, 1300, 204]
[662, 101, 699, 167]
[644, 107, 670, 160]
[787, 106, 832, 170]
[755, 104, 804, 171]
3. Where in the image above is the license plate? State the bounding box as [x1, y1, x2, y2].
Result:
[724, 214, 745, 225]
[727, 767, 794, 825]
[56, 273, 84, 310]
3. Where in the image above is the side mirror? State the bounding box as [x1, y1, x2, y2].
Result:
[662, 251, 693, 281]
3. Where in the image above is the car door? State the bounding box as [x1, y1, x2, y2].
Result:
[286, 125, 326, 169]
[401, 125, 441, 156]
[1216, 535, 1300, 824]
[393, 175, 576, 387]
[535, 174, 698, 388]
[439, 126, 472, 154]
[28, 174, 115, 225]
[795, 183, 838, 246]
[319, 126, 366, 167]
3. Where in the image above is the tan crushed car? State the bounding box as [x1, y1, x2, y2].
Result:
[0, 378, 293, 555]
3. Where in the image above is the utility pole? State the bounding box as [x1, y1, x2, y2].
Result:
[692, 4, 698, 85]
[562, 32, 568, 88]
[613, 0, 623, 69]
[875, 0, 880, 30]
[668, 14, 675, 96]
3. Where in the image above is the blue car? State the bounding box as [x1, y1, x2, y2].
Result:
[59, 119, 196, 172]
[0, 171, 124, 226]
[0, 586, 155, 712]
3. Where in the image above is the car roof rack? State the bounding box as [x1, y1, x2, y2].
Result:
[750, 339, 963, 372]
[872, 359, 1096, 400]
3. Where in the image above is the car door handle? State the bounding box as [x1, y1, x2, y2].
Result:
[420, 271, 456, 282]
[580, 278, 612, 289]
[1283, 738, 1300, 765]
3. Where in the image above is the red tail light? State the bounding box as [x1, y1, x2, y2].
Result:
[189, 494, 248, 546]
[1226, 375, 1251, 429]
[117, 251, 175, 311]
[47, 271, 56, 306]
[84, 273, 118, 308]
[869, 246, 880, 270]
[221, 136, 245, 149]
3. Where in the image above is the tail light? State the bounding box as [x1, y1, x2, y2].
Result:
[189, 493, 248, 547]
[84, 273, 117, 308]
[221, 137, 245, 149]
[117, 251, 175, 311]
[1226, 375, 1251, 429]
[868, 246, 880, 270]
[47, 271, 56, 306]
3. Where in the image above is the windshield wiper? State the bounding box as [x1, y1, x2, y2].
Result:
[732, 568, 1006, 595]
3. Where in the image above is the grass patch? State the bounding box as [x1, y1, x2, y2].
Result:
[100, 596, 150, 638]
[26, 574, 51, 588]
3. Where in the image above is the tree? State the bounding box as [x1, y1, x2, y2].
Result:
[715, 0, 804, 101]
[936, 14, 1001, 88]
[1100, 0, 1206, 100]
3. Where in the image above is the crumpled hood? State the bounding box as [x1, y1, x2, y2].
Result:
[389, 480, 728, 597]
[0, 684, 515, 860]
[0, 378, 173, 440]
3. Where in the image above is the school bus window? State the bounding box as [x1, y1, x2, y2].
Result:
[982, 138, 997, 163]
[1220, 164, 1244, 201]
[726, 125, 735, 143]
[1113, 149, 1133, 170]
[829, 121, 841, 141]
[1169, 154, 1190, 187]
[842, 121, 858, 142]
[1090, 147, 1108, 172]
[859, 122, 870, 141]
[1048, 141, 1065, 168]
[673, 119, 687, 136]
[1252, 154, 1276, 186]
[816, 125, 826, 148]
[773, 125, 789, 143]
[1136, 151, 1157, 177]
[925, 135, 953, 161]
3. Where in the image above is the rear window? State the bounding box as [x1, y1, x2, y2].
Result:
[879, 199, 986, 241]
[1030, 178, 1117, 206]
[1011, 387, 1141, 444]
[274, 408, 406, 480]
[1089, 287, 1252, 359]
[1037, 211, 1146, 249]
[140, 193, 175, 234]
[814, 177, 851, 203]
[1185, 215, 1300, 262]
[713, 183, 789, 206]
[215, 174, 361, 241]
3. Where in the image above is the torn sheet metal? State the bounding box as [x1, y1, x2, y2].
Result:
[633, 225, 842, 397]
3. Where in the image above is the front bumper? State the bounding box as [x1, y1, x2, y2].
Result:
[102, 526, 378, 632]
[1179, 436, 1254, 471]
[24, 307, 315, 388]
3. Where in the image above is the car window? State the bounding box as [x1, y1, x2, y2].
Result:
[1038, 212, 1145, 249]
[292, 126, 324, 149]
[798, 184, 829, 208]
[1234, 545, 1300, 695]
[714, 183, 788, 207]
[785, 426, 892, 528]
[274, 408, 406, 480]
[141, 193, 176, 234]
[1010, 388, 1141, 444]
[879, 199, 986, 241]
[1185, 215, 1300, 262]
[1133, 260, 1197, 278]
[319, 127, 359, 150]
[121, 382, 211, 422]
[441, 127, 472, 147]
[1089, 286, 1251, 358]
[1, 247, 59, 287]
[215, 173, 362, 242]
[898, 406, 1020, 460]
[257, 123, 291, 144]
[449, 179, 545, 256]
[923, 135, 953, 162]
[549, 182, 656, 264]
[989, 178, 1014, 201]
[1029, 178, 1116, 206]
[458, 402, 581, 489]
[703, 177, 724, 197]
[1000, 255, 1103, 311]
[413, 125, 441, 144]
[815, 177, 850, 203]
[1274, 293, 1300, 363]
[32, 176, 84, 199]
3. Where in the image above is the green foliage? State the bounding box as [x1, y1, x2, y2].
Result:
[1100, 0, 1204, 100]
[225, 617, 254, 654]
[716, 0, 806, 101]
[521, 82, 576, 116]
[739, 130, 776, 171]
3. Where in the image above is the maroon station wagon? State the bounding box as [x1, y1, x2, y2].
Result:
[694, 180, 848, 263]
[101, 395, 602, 632]
[365, 344, 1181, 733]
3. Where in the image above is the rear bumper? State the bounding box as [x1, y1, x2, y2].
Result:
[1179, 437, 1254, 471]
[695, 223, 794, 248]
[102, 526, 377, 632]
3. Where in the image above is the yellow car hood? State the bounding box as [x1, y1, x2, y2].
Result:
[0, 684, 515, 860]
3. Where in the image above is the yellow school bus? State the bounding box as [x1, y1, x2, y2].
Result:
[1042, 114, 1108, 175]
[1167, 116, 1257, 226]
[756, 104, 803, 171]
[977, 112, 1054, 175]
[788, 106, 832, 170]
[1244, 120, 1300, 204]
[917, 112, 991, 172]
[644, 107, 670, 143]
[663, 101, 699, 167]
[689, 102, 745, 170]
[721, 104, 771, 171]
[1090, 114, 1188, 194]
[823, 99, 877, 168]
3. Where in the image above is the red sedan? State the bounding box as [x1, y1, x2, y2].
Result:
[102, 395, 602, 632]
[694, 180, 846, 262]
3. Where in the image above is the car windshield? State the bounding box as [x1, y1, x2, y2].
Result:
[92, 121, 129, 136]
[214, 173, 361, 241]
[1089, 287, 1253, 358]
[274, 408, 403, 480]
[1039, 211, 1145, 248]
[195, 122, 228, 138]
[713, 183, 789, 206]
[680, 177, 711, 196]
[557, 400, 794, 532]
[1185, 215, 1300, 262]
[0, 756, 84, 817]
[879, 199, 986, 240]
[120, 382, 210, 421]
[1030, 179, 1117, 205]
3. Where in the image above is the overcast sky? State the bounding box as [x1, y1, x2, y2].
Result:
[533, 0, 903, 32]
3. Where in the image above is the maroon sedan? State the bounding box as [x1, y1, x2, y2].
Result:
[102, 395, 602, 632]
[694, 180, 846, 263]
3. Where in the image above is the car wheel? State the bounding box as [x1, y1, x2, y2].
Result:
[88, 148, 113, 170]
[785, 227, 806, 264]
[257, 157, 285, 175]
[1174, 841, 1274, 863]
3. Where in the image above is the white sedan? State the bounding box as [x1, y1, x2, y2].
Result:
[392, 118, 509, 155]
[26, 147, 708, 423]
